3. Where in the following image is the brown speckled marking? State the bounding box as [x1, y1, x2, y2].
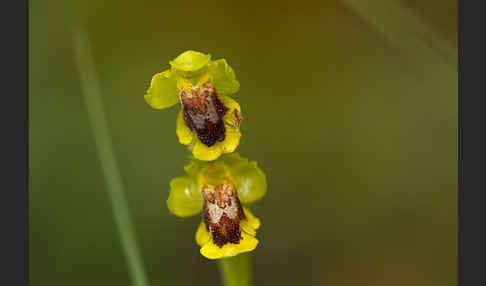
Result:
[180, 82, 227, 147]
[202, 182, 246, 248]
[233, 109, 243, 128]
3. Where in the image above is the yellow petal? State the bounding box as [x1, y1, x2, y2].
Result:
[220, 95, 243, 127]
[192, 139, 225, 162]
[191, 126, 240, 161]
[176, 110, 194, 145]
[242, 208, 261, 230]
[240, 208, 261, 236]
[222, 126, 241, 153]
[195, 221, 211, 247]
[219, 95, 241, 113]
[240, 219, 256, 236]
[200, 232, 259, 260]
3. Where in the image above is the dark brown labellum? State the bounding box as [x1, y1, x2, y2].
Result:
[180, 82, 227, 147]
[202, 182, 246, 248]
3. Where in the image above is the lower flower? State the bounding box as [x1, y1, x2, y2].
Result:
[195, 182, 260, 259]
[166, 153, 267, 259]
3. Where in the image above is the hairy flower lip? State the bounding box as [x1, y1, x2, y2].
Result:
[196, 207, 260, 259]
[180, 82, 228, 147]
[202, 182, 246, 248]
[198, 180, 260, 258]
[176, 96, 242, 162]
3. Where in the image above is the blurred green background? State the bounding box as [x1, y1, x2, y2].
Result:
[29, 0, 457, 285]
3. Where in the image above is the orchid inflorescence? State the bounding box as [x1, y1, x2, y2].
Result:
[145, 51, 267, 259]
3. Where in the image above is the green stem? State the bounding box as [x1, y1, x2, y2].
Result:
[72, 29, 151, 286]
[218, 253, 253, 286]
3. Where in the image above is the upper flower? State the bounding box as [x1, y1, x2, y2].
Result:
[167, 153, 267, 259]
[144, 50, 243, 161]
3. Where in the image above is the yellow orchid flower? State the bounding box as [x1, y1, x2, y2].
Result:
[144, 50, 242, 161]
[167, 153, 267, 259]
